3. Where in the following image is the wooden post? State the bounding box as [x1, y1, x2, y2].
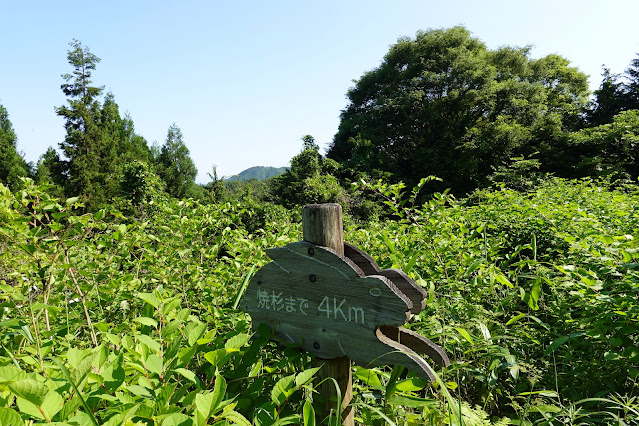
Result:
[302, 203, 354, 425]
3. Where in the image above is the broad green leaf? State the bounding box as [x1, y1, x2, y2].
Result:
[210, 373, 227, 415]
[545, 336, 569, 355]
[604, 351, 623, 361]
[156, 383, 178, 411]
[16, 387, 64, 421]
[161, 297, 182, 317]
[126, 384, 154, 398]
[19, 243, 36, 255]
[395, 378, 426, 392]
[0, 365, 27, 383]
[161, 413, 193, 426]
[176, 308, 191, 322]
[496, 273, 513, 288]
[0, 318, 23, 328]
[188, 323, 207, 346]
[66, 347, 90, 370]
[94, 209, 106, 221]
[162, 319, 183, 339]
[222, 410, 252, 426]
[195, 373, 227, 425]
[0, 407, 21, 426]
[294, 367, 320, 387]
[248, 360, 263, 378]
[271, 374, 295, 406]
[178, 344, 199, 366]
[145, 354, 164, 376]
[527, 404, 562, 413]
[8, 378, 48, 406]
[465, 258, 484, 276]
[101, 355, 125, 392]
[138, 293, 160, 309]
[175, 368, 199, 385]
[523, 279, 541, 311]
[203, 349, 236, 368]
[133, 316, 158, 327]
[136, 334, 162, 352]
[303, 399, 315, 426]
[224, 333, 250, 350]
[355, 367, 383, 390]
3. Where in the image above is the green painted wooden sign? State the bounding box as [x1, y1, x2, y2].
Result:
[240, 241, 449, 381]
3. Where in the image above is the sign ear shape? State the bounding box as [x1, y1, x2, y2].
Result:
[377, 325, 450, 368]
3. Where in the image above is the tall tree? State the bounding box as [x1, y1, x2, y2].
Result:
[55, 39, 106, 204]
[156, 124, 198, 199]
[625, 53, 639, 110]
[586, 53, 639, 127]
[0, 102, 30, 189]
[269, 135, 344, 207]
[328, 27, 589, 194]
[34, 147, 67, 190]
[55, 40, 151, 207]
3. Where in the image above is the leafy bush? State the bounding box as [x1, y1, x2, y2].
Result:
[1, 177, 638, 424]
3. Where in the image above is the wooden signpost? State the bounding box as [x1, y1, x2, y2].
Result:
[240, 203, 449, 424]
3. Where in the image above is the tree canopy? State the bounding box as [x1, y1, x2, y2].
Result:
[328, 26, 589, 194]
[54, 40, 151, 207]
[156, 124, 198, 199]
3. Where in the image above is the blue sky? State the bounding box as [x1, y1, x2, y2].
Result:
[2, 0, 638, 182]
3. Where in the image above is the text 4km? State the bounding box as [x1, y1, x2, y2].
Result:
[318, 296, 366, 325]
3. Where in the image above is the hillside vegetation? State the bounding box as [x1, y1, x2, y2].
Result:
[0, 177, 637, 424]
[1, 26, 639, 425]
[225, 167, 288, 182]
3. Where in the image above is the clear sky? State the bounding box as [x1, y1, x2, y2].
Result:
[2, 0, 638, 182]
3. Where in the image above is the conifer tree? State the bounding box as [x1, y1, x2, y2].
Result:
[0, 102, 30, 189]
[157, 124, 198, 199]
[55, 40, 151, 207]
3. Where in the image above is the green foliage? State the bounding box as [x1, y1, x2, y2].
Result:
[270, 136, 346, 208]
[587, 53, 639, 126]
[55, 40, 152, 209]
[489, 154, 543, 191]
[329, 26, 589, 194]
[156, 124, 199, 200]
[0, 102, 31, 190]
[1, 177, 638, 425]
[34, 146, 67, 194]
[571, 109, 639, 181]
[225, 166, 288, 182]
[118, 160, 165, 217]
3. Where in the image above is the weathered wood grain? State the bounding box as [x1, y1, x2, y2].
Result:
[241, 242, 411, 360]
[373, 327, 437, 382]
[301, 204, 352, 425]
[377, 269, 426, 314]
[344, 242, 427, 314]
[377, 325, 450, 368]
[302, 203, 344, 255]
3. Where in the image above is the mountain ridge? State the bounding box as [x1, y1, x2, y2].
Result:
[224, 166, 287, 181]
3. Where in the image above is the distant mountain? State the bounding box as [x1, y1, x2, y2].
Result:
[225, 166, 288, 181]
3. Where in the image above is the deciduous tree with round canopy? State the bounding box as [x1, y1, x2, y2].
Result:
[328, 26, 589, 194]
